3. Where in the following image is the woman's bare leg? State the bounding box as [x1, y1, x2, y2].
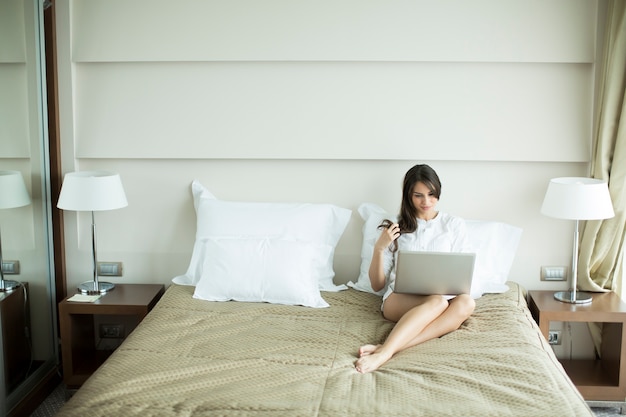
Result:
[355, 294, 446, 373]
[390, 294, 475, 350]
[355, 294, 475, 373]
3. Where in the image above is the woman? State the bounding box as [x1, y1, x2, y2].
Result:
[355, 164, 475, 374]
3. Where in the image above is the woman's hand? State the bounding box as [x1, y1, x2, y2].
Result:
[368, 222, 400, 293]
[374, 222, 400, 252]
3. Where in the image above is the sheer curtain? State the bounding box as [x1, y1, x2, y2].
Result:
[579, 0, 626, 297]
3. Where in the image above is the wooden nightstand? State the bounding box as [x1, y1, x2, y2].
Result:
[528, 290, 626, 406]
[59, 283, 164, 389]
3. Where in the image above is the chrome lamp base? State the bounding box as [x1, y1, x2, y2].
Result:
[78, 281, 115, 295]
[0, 279, 21, 292]
[554, 290, 592, 304]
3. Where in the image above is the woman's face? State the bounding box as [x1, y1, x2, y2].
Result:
[411, 181, 438, 220]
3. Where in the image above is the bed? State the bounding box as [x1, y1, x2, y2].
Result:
[57, 282, 593, 416]
[56, 181, 594, 416]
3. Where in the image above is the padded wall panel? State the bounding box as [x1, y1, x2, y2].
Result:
[0, 0, 30, 158]
[71, 0, 596, 63]
[0, 0, 26, 63]
[0, 65, 31, 158]
[74, 61, 591, 161]
[72, 158, 588, 288]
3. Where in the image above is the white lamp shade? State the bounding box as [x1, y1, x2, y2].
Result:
[0, 171, 31, 209]
[57, 171, 128, 211]
[541, 177, 615, 220]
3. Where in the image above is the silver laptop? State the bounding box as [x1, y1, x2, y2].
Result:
[394, 251, 476, 295]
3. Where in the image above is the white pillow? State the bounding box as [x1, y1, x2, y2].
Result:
[347, 203, 522, 298]
[465, 219, 523, 296]
[173, 180, 351, 292]
[193, 238, 329, 308]
[347, 203, 389, 295]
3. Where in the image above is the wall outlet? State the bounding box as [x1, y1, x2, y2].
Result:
[99, 324, 125, 339]
[548, 330, 562, 345]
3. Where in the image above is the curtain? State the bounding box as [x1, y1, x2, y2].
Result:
[578, 0, 626, 354]
[579, 0, 626, 294]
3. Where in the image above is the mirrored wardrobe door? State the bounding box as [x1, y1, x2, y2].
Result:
[0, 0, 58, 415]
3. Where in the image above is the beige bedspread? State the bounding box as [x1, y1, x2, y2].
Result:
[57, 282, 593, 416]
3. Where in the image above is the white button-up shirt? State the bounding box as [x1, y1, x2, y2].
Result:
[381, 212, 470, 302]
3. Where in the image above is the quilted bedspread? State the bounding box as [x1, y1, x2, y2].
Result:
[57, 282, 593, 416]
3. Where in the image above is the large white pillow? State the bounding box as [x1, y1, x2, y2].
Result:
[347, 203, 522, 298]
[173, 180, 351, 292]
[193, 237, 329, 308]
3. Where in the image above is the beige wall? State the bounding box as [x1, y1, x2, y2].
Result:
[55, 0, 596, 303]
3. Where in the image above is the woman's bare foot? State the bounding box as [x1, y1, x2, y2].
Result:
[355, 350, 393, 373]
[358, 344, 381, 357]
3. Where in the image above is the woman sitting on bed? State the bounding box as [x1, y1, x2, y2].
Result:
[355, 164, 476, 374]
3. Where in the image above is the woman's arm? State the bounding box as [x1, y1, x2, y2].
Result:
[368, 222, 400, 292]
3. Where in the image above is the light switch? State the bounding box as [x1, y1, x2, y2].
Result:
[97, 262, 123, 277]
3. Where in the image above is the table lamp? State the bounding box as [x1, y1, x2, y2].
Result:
[541, 177, 615, 304]
[0, 171, 32, 292]
[57, 171, 128, 294]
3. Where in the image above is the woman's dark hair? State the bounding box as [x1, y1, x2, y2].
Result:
[379, 164, 441, 252]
